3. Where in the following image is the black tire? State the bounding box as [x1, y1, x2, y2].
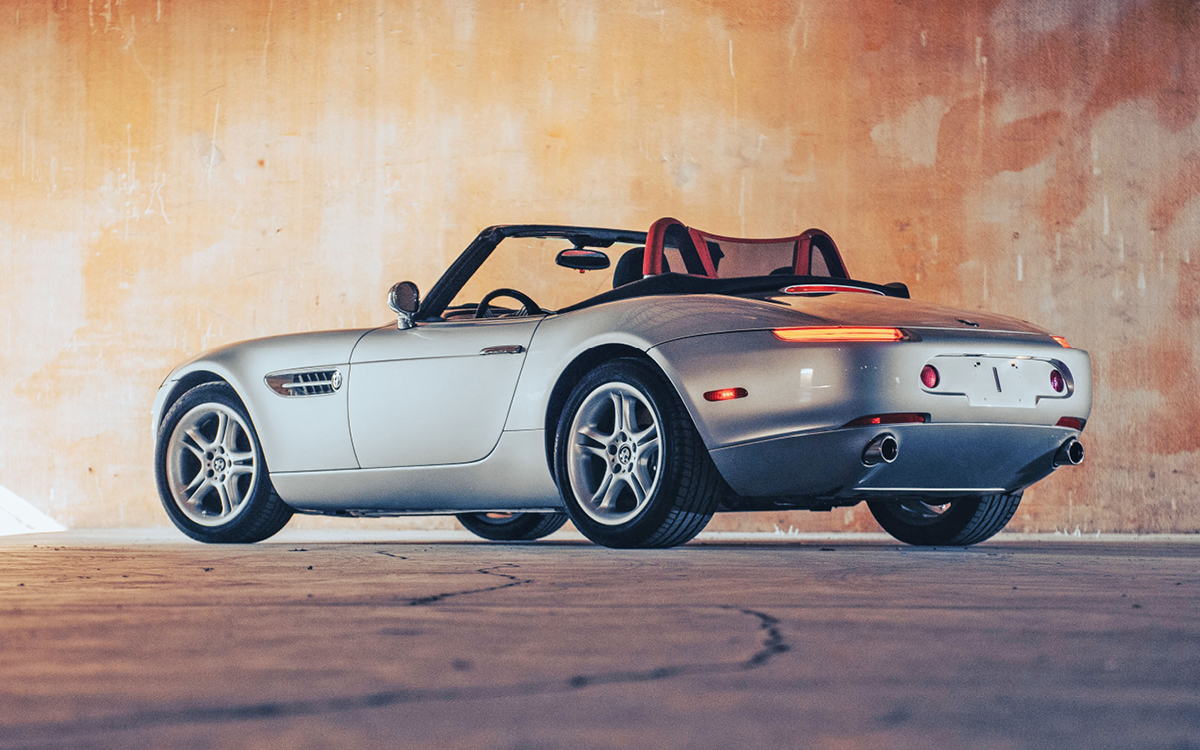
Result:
[456, 512, 569, 541]
[553, 358, 723, 549]
[155, 382, 293, 543]
[867, 493, 1023, 546]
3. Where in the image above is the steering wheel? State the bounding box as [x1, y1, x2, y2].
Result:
[474, 288, 543, 318]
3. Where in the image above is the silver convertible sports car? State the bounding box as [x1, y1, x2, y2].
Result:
[153, 217, 1090, 548]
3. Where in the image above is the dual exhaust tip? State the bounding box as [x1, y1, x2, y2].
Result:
[1054, 437, 1085, 467]
[861, 434, 1085, 469]
[862, 434, 899, 466]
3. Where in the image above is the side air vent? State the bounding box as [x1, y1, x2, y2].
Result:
[265, 368, 343, 397]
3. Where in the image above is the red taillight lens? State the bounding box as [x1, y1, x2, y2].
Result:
[704, 387, 748, 402]
[843, 413, 928, 427]
[920, 364, 939, 388]
[1050, 369, 1065, 393]
[1051, 336, 1071, 348]
[772, 327, 905, 343]
[1056, 417, 1085, 430]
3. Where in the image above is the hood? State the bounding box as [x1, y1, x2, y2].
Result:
[167, 327, 378, 383]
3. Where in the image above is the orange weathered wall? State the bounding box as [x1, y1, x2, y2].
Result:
[1, 0, 1196, 532]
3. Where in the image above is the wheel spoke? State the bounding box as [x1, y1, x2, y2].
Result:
[184, 469, 206, 493]
[213, 412, 229, 452]
[632, 423, 657, 446]
[229, 464, 254, 477]
[222, 419, 242, 453]
[593, 470, 619, 511]
[634, 460, 655, 496]
[579, 444, 608, 459]
[185, 477, 211, 504]
[625, 472, 646, 504]
[577, 425, 611, 446]
[224, 474, 243, 507]
[228, 450, 255, 465]
[214, 480, 232, 516]
[636, 436, 658, 459]
[609, 392, 624, 433]
[619, 393, 640, 436]
[184, 427, 211, 452]
[181, 440, 205, 462]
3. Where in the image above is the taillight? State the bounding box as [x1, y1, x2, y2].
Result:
[704, 387, 748, 402]
[920, 364, 939, 388]
[772, 327, 905, 343]
[1050, 369, 1065, 393]
[1051, 336, 1071, 348]
[844, 413, 928, 427]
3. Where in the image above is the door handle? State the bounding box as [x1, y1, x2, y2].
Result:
[479, 345, 525, 355]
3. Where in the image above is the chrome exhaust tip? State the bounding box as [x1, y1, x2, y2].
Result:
[1054, 437, 1084, 467]
[863, 434, 899, 466]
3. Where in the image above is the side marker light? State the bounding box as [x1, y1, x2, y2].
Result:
[1056, 417, 1085, 430]
[773, 327, 905, 343]
[704, 387, 748, 402]
[1051, 336, 1071, 348]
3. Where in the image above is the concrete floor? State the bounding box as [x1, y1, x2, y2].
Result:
[0, 531, 1197, 749]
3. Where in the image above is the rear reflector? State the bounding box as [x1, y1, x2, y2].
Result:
[920, 364, 939, 388]
[704, 387, 748, 402]
[1052, 336, 1071, 348]
[843, 413, 928, 427]
[773, 327, 905, 343]
[1056, 417, 1085, 430]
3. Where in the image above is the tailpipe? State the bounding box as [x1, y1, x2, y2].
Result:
[862, 434, 899, 466]
[1054, 437, 1085, 467]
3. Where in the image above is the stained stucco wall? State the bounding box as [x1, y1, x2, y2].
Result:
[1, 0, 1197, 532]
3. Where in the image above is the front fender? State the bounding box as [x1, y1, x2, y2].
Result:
[152, 329, 374, 473]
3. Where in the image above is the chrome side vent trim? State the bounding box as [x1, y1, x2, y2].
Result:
[265, 368, 343, 397]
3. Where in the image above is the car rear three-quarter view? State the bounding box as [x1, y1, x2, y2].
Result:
[151, 216, 1091, 548]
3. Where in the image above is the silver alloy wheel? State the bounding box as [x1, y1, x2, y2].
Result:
[165, 403, 258, 526]
[566, 382, 663, 526]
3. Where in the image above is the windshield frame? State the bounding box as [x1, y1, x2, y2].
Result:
[417, 225, 647, 321]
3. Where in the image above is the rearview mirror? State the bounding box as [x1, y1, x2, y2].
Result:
[387, 281, 420, 329]
[555, 247, 610, 271]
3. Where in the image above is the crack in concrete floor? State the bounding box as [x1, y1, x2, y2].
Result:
[0, 537, 1196, 748]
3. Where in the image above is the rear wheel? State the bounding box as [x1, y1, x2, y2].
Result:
[554, 358, 723, 548]
[155, 382, 293, 543]
[456, 512, 568, 541]
[867, 493, 1022, 546]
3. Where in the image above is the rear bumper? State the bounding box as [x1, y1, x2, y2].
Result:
[709, 422, 1080, 499]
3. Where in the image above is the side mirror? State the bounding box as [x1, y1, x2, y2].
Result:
[555, 247, 610, 271]
[882, 282, 910, 299]
[387, 281, 420, 329]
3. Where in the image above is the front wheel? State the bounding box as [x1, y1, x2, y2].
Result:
[867, 493, 1023, 546]
[456, 512, 568, 542]
[554, 358, 723, 548]
[155, 382, 293, 543]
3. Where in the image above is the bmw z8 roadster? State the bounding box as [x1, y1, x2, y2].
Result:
[153, 217, 1090, 548]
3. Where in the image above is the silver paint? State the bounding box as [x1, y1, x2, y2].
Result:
[153, 286, 1092, 514]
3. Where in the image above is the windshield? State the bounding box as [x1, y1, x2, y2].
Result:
[448, 236, 645, 315]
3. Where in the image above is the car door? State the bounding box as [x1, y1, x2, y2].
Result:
[347, 318, 542, 468]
